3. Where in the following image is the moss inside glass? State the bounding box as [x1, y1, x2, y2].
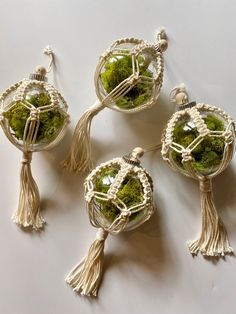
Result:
[100, 53, 154, 109]
[4, 91, 65, 143]
[171, 114, 225, 174]
[93, 165, 144, 223]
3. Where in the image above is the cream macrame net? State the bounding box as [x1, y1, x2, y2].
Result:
[65, 147, 154, 296]
[161, 85, 235, 256]
[63, 28, 168, 173]
[94, 37, 165, 113]
[0, 47, 70, 230]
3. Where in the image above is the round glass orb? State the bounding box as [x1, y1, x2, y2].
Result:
[3, 85, 67, 147]
[169, 112, 229, 176]
[96, 42, 158, 111]
[91, 163, 152, 231]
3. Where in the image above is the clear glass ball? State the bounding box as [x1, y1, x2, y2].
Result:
[3, 85, 67, 149]
[90, 163, 153, 231]
[96, 42, 158, 111]
[169, 111, 232, 176]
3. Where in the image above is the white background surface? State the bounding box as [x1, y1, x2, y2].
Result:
[0, 1, 236, 313]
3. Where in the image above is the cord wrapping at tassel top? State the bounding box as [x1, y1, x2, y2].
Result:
[96, 228, 108, 241]
[199, 178, 212, 193]
[21, 151, 32, 164]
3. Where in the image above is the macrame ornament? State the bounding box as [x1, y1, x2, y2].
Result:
[65, 147, 154, 296]
[0, 47, 70, 230]
[161, 85, 235, 256]
[63, 28, 168, 173]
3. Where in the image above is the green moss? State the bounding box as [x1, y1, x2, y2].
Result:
[101, 54, 153, 109]
[94, 165, 144, 222]
[171, 114, 225, 174]
[4, 92, 65, 142]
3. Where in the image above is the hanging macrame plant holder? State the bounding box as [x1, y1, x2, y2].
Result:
[161, 85, 235, 256]
[65, 147, 154, 296]
[63, 28, 168, 173]
[0, 47, 70, 230]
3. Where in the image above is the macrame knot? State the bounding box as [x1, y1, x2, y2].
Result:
[165, 138, 172, 146]
[181, 149, 193, 162]
[96, 228, 108, 241]
[84, 191, 92, 203]
[199, 178, 212, 193]
[14, 94, 23, 102]
[30, 108, 40, 121]
[128, 73, 139, 85]
[21, 151, 32, 164]
[85, 191, 94, 202]
[43, 46, 53, 56]
[200, 128, 210, 137]
[107, 192, 117, 200]
[120, 210, 131, 221]
[223, 130, 233, 144]
[190, 109, 210, 137]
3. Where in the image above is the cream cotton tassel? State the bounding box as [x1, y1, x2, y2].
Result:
[62, 101, 105, 173]
[188, 178, 233, 256]
[12, 151, 45, 230]
[66, 228, 108, 296]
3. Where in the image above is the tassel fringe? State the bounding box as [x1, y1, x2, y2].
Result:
[12, 151, 44, 230]
[62, 101, 105, 173]
[66, 228, 108, 296]
[188, 178, 233, 256]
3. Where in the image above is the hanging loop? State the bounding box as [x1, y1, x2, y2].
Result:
[29, 46, 54, 81]
[43, 46, 54, 73]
